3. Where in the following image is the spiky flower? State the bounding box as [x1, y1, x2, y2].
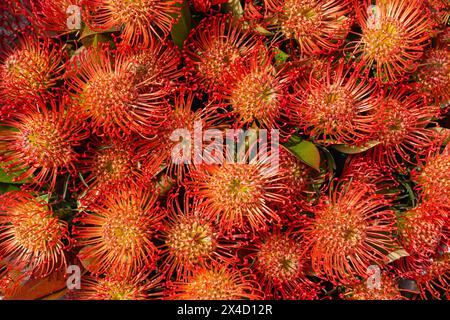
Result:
[413, 143, 450, 204]
[74, 187, 165, 277]
[371, 86, 440, 171]
[190, 0, 227, 13]
[415, 47, 450, 104]
[398, 201, 447, 258]
[344, 275, 403, 300]
[167, 265, 262, 299]
[263, 0, 353, 55]
[68, 46, 172, 137]
[185, 152, 287, 233]
[0, 97, 88, 191]
[0, 36, 63, 103]
[159, 196, 243, 280]
[289, 60, 378, 145]
[0, 191, 68, 277]
[85, 0, 182, 47]
[73, 273, 161, 300]
[354, 0, 433, 83]
[248, 229, 320, 299]
[303, 180, 398, 284]
[219, 48, 294, 129]
[183, 14, 261, 92]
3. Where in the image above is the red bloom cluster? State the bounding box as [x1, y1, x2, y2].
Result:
[0, 0, 449, 300]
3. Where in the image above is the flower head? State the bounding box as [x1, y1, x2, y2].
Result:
[0, 96, 88, 191]
[166, 264, 262, 299]
[288, 60, 378, 145]
[85, 0, 183, 47]
[0, 191, 68, 278]
[354, 0, 433, 83]
[303, 180, 398, 284]
[263, 0, 354, 55]
[74, 187, 165, 277]
[183, 14, 262, 92]
[344, 274, 403, 300]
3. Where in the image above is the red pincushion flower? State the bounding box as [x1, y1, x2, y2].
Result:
[288, 60, 378, 145]
[72, 273, 162, 300]
[303, 180, 398, 284]
[68, 45, 174, 138]
[84, 0, 183, 47]
[159, 195, 244, 280]
[74, 187, 165, 277]
[371, 86, 440, 171]
[353, 0, 433, 83]
[0, 191, 69, 278]
[262, 0, 354, 55]
[185, 151, 287, 233]
[0, 36, 64, 104]
[0, 96, 88, 191]
[218, 47, 295, 129]
[183, 14, 262, 92]
[415, 47, 450, 105]
[246, 229, 321, 300]
[343, 274, 404, 300]
[166, 264, 263, 299]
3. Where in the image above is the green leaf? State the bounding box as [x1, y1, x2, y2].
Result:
[0, 166, 28, 184]
[223, 0, 244, 18]
[332, 140, 380, 154]
[170, 0, 192, 48]
[284, 139, 321, 171]
[275, 49, 289, 63]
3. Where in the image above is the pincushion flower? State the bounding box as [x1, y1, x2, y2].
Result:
[159, 195, 243, 280]
[415, 47, 450, 105]
[68, 46, 173, 138]
[183, 14, 262, 92]
[344, 274, 403, 300]
[185, 150, 287, 233]
[166, 264, 262, 299]
[74, 187, 165, 277]
[0, 96, 88, 191]
[0, 36, 63, 104]
[73, 273, 161, 300]
[262, 0, 354, 55]
[246, 229, 320, 300]
[398, 201, 448, 259]
[302, 180, 398, 284]
[85, 0, 183, 47]
[288, 60, 378, 145]
[353, 0, 433, 83]
[371, 86, 440, 171]
[0, 191, 69, 278]
[190, 0, 227, 13]
[219, 47, 294, 129]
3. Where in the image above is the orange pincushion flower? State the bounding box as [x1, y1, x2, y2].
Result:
[159, 196, 243, 280]
[0, 36, 63, 103]
[0, 191, 69, 278]
[371, 86, 440, 171]
[398, 201, 448, 258]
[74, 187, 165, 277]
[344, 275, 403, 300]
[85, 0, 183, 47]
[185, 152, 287, 233]
[354, 0, 433, 83]
[30, 0, 84, 36]
[248, 229, 320, 299]
[415, 47, 450, 105]
[73, 273, 161, 300]
[166, 264, 262, 299]
[183, 14, 262, 92]
[289, 60, 378, 145]
[0, 97, 88, 191]
[219, 47, 294, 129]
[303, 180, 398, 284]
[263, 0, 354, 55]
[68, 46, 172, 137]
